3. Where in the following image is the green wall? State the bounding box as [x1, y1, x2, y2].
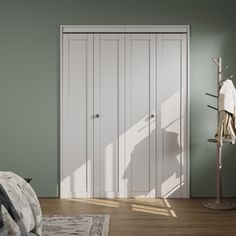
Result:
[0, 0, 236, 197]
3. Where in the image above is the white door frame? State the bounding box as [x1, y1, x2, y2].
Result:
[60, 25, 190, 198]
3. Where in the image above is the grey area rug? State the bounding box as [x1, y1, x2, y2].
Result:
[42, 215, 110, 236]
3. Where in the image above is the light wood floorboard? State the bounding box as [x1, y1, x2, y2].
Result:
[39, 198, 236, 236]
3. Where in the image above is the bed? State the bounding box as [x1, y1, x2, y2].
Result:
[0, 171, 42, 235]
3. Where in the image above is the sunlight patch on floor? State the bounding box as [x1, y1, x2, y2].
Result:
[122, 198, 177, 217]
[68, 198, 177, 217]
[132, 204, 171, 216]
[70, 198, 120, 208]
[120, 198, 168, 208]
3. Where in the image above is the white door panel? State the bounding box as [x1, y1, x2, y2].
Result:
[125, 34, 156, 197]
[157, 34, 187, 198]
[61, 34, 93, 198]
[94, 34, 124, 197]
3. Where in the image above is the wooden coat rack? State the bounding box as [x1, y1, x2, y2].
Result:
[203, 57, 236, 210]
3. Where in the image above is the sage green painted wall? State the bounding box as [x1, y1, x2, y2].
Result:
[0, 0, 236, 197]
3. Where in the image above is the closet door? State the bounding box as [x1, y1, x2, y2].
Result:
[156, 34, 187, 198]
[61, 34, 94, 198]
[93, 34, 125, 198]
[60, 30, 188, 199]
[125, 34, 156, 197]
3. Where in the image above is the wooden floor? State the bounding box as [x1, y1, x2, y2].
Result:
[40, 198, 236, 236]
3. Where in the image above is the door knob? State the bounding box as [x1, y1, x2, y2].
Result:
[95, 114, 100, 118]
[150, 114, 155, 118]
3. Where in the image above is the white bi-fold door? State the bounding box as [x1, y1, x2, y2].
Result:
[93, 34, 125, 198]
[125, 34, 156, 197]
[60, 31, 188, 198]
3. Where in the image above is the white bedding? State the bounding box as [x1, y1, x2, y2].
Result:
[0, 171, 42, 235]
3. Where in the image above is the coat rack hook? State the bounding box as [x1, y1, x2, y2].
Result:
[207, 105, 218, 111]
[212, 57, 220, 66]
[205, 93, 218, 98]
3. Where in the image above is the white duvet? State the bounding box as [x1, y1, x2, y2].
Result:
[0, 171, 42, 235]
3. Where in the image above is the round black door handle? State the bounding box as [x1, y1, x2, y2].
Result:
[150, 114, 155, 118]
[95, 114, 100, 118]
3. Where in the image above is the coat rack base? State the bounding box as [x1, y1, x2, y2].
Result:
[203, 199, 236, 211]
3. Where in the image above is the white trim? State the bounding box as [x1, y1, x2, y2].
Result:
[61, 25, 189, 33]
[181, 33, 188, 198]
[60, 25, 190, 198]
[59, 25, 63, 198]
[187, 25, 190, 198]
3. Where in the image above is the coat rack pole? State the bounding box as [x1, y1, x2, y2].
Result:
[216, 145, 222, 203]
[216, 57, 222, 203]
[203, 57, 236, 210]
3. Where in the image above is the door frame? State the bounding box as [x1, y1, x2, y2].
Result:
[60, 25, 190, 198]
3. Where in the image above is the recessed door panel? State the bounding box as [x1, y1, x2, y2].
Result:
[157, 34, 186, 198]
[125, 34, 156, 197]
[61, 34, 93, 197]
[94, 34, 124, 197]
